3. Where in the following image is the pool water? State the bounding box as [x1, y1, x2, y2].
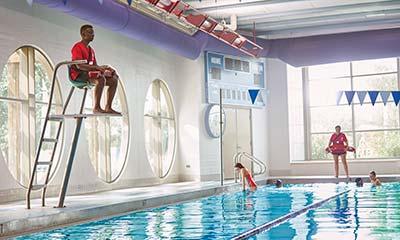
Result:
[16, 184, 345, 240]
[255, 182, 400, 240]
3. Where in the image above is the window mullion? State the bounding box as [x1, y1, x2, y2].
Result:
[105, 118, 111, 182]
[397, 58, 400, 129]
[350, 62, 356, 159]
[156, 81, 163, 178]
[20, 47, 33, 185]
[303, 67, 311, 160]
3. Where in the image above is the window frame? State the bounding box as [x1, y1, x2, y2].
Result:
[301, 58, 400, 161]
[83, 77, 130, 183]
[0, 45, 64, 188]
[144, 79, 177, 179]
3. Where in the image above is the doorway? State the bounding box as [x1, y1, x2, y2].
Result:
[222, 107, 252, 179]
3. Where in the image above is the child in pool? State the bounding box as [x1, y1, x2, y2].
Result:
[369, 171, 381, 186]
[234, 163, 257, 191]
[355, 177, 363, 187]
[275, 179, 283, 188]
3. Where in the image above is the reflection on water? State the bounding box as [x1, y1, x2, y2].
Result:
[16, 184, 336, 240]
[19, 182, 400, 240]
[257, 183, 400, 240]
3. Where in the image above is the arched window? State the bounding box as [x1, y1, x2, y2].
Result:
[84, 80, 129, 183]
[144, 79, 176, 178]
[0, 46, 63, 187]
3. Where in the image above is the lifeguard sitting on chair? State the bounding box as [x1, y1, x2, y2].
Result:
[70, 24, 120, 114]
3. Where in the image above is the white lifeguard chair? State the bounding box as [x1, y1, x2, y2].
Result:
[26, 60, 121, 209]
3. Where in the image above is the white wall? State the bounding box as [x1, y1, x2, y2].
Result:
[266, 59, 291, 176]
[266, 58, 400, 177]
[174, 56, 202, 182]
[175, 56, 269, 182]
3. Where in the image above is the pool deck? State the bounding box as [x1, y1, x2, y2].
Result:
[0, 180, 244, 239]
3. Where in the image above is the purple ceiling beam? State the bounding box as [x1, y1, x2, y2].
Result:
[271, 28, 400, 67]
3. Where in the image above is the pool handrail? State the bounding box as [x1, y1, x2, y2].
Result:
[233, 152, 267, 183]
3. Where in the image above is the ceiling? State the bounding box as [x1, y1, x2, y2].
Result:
[185, 0, 400, 39]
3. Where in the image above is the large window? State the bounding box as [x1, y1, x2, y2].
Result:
[0, 46, 63, 187]
[84, 81, 129, 183]
[288, 58, 400, 161]
[144, 79, 176, 178]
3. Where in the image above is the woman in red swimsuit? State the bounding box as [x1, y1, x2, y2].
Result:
[234, 163, 257, 191]
[327, 125, 350, 180]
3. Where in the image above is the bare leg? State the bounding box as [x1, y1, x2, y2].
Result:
[333, 154, 339, 178]
[104, 75, 120, 114]
[88, 77, 106, 113]
[340, 154, 350, 180]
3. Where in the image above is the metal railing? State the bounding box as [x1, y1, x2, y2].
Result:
[26, 60, 87, 209]
[233, 152, 267, 183]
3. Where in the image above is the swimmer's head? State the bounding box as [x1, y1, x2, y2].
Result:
[369, 171, 377, 180]
[355, 177, 363, 187]
[275, 179, 283, 188]
[234, 163, 244, 170]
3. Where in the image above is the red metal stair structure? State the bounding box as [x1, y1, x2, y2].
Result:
[130, 0, 263, 57]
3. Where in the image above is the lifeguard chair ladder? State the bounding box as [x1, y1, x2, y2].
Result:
[26, 60, 121, 209]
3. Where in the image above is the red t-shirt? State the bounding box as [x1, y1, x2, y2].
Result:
[70, 41, 97, 80]
[330, 133, 347, 153]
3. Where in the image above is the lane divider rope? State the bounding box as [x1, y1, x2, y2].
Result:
[232, 189, 351, 240]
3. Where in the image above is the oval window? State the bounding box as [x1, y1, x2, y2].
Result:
[144, 79, 176, 178]
[0, 46, 63, 188]
[205, 104, 226, 138]
[84, 80, 129, 183]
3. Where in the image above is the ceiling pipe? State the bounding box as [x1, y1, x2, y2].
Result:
[256, 18, 400, 38]
[189, 0, 301, 12]
[238, 0, 400, 25]
[239, 8, 400, 29]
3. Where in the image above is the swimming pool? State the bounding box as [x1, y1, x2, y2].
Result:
[15, 184, 346, 239]
[255, 182, 400, 240]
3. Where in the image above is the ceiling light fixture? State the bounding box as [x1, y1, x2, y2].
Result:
[366, 13, 386, 18]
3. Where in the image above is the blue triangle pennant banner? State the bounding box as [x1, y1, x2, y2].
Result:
[380, 91, 390, 105]
[337, 90, 400, 106]
[344, 91, 355, 105]
[127, 0, 133, 5]
[368, 91, 379, 106]
[336, 91, 343, 105]
[63, 0, 67, 5]
[248, 89, 260, 104]
[356, 91, 367, 105]
[392, 91, 400, 106]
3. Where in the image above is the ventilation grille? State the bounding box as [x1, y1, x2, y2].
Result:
[224, 57, 250, 73]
